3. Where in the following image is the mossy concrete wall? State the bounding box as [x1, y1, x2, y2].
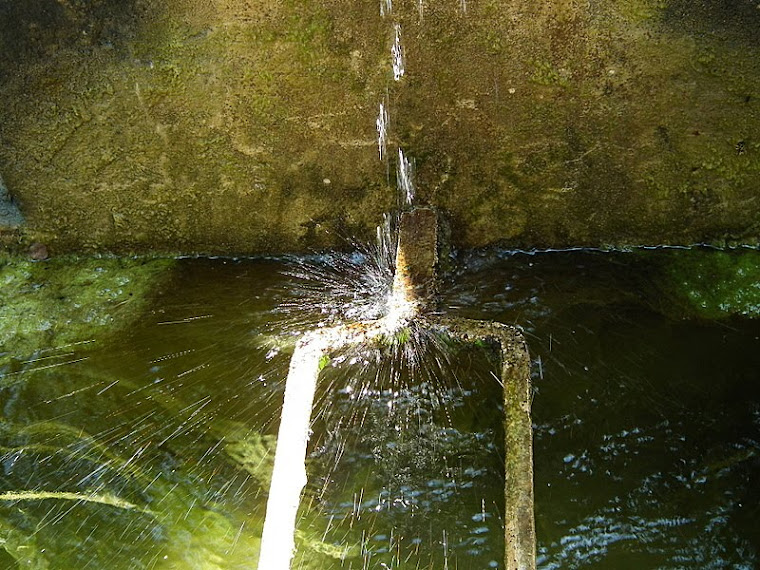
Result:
[0, 0, 758, 254]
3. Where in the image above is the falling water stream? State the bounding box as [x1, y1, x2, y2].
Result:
[1, 247, 758, 568]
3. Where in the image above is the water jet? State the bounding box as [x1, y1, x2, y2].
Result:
[259, 207, 536, 570]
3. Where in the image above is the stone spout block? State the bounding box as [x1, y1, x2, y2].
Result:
[392, 207, 439, 311]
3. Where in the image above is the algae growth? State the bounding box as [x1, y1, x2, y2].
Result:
[0, 412, 264, 569]
[0, 255, 175, 369]
[653, 247, 760, 320]
[0, 356, 377, 569]
[1, 251, 758, 568]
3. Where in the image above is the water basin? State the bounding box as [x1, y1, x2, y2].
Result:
[1, 249, 758, 568]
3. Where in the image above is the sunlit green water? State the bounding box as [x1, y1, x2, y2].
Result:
[1, 250, 758, 568]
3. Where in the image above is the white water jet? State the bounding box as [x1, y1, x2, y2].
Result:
[392, 24, 405, 81]
[380, 0, 393, 17]
[259, 211, 435, 569]
[257, 333, 325, 569]
[397, 148, 415, 206]
[258, 320, 412, 569]
[376, 103, 389, 161]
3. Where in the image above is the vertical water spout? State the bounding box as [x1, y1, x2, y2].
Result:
[397, 149, 415, 206]
[256, 209, 539, 570]
[260, 210, 438, 569]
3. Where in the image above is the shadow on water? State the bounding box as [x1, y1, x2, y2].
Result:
[1, 249, 759, 568]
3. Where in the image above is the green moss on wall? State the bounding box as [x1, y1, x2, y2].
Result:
[0, 0, 394, 254]
[395, 0, 760, 248]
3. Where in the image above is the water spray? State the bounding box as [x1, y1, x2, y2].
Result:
[258, 207, 536, 570]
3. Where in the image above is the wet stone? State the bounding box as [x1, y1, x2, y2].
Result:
[0, 175, 24, 229]
[2, 0, 759, 253]
[393, 207, 439, 305]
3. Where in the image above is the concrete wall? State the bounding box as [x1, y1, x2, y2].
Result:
[0, 0, 758, 254]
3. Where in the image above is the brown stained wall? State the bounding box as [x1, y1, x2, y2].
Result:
[0, 0, 758, 254]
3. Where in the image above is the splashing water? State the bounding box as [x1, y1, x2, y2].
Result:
[376, 103, 389, 161]
[276, 217, 397, 333]
[392, 24, 405, 81]
[397, 149, 415, 206]
[260, 208, 477, 568]
[296, 341, 506, 570]
[2, 249, 758, 568]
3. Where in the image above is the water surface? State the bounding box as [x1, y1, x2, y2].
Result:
[1, 250, 758, 569]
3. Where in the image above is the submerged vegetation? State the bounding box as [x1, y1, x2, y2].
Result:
[653, 248, 760, 320]
[0, 413, 264, 569]
[0, 255, 175, 369]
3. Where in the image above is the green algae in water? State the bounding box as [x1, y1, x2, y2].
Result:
[653, 248, 760, 320]
[221, 422, 276, 488]
[0, 257, 393, 569]
[0, 255, 176, 369]
[0, 369, 265, 569]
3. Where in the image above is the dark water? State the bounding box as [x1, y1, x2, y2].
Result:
[442, 250, 760, 569]
[1, 250, 758, 569]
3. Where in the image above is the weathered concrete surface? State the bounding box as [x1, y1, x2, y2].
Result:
[0, 0, 759, 254]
